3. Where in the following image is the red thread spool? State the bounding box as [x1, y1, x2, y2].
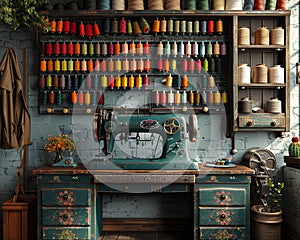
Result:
[208, 20, 214, 36]
[54, 42, 60, 55]
[85, 23, 93, 38]
[276, 0, 286, 10]
[79, 22, 85, 37]
[40, 42, 45, 56]
[108, 43, 114, 55]
[70, 21, 77, 35]
[93, 22, 100, 36]
[109, 75, 115, 89]
[46, 42, 53, 55]
[188, 59, 195, 72]
[63, 20, 70, 34]
[94, 59, 100, 71]
[143, 75, 149, 88]
[77, 92, 84, 105]
[61, 42, 67, 55]
[157, 59, 163, 72]
[98, 93, 104, 105]
[160, 91, 166, 105]
[254, 0, 264, 10]
[67, 42, 74, 55]
[143, 42, 150, 55]
[119, 18, 127, 34]
[196, 59, 202, 72]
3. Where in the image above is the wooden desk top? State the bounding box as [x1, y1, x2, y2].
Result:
[33, 163, 254, 175]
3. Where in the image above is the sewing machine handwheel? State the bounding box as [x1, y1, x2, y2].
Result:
[188, 114, 198, 142]
[93, 113, 100, 141]
[163, 118, 180, 134]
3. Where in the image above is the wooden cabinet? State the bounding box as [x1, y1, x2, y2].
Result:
[34, 169, 98, 240]
[233, 12, 290, 132]
[196, 166, 253, 240]
[33, 165, 254, 240]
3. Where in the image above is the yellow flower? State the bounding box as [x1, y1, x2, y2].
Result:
[44, 134, 76, 153]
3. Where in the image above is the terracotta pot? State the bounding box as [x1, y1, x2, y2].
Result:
[251, 205, 282, 240]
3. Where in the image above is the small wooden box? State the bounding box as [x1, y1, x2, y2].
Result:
[2, 196, 37, 240]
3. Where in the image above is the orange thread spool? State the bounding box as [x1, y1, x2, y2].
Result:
[94, 59, 100, 71]
[40, 59, 47, 72]
[108, 59, 114, 72]
[101, 59, 107, 72]
[129, 75, 135, 88]
[137, 42, 143, 55]
[122, 59, 129, 72]
[74, 42, 81, 55]
[276, 0, 286, 10]
[144, 59, 151, 72]
[52, 75, 59, 88]
[163, 59, 170, 72]
[71, 91, 77, 104]
[81, 59, 87, 72]
[88, 59, 94, 72]
[56, 19, 63, 33]
[47, 59, 54, 72]
[152, 19, 160, 33]
[135, 75, 142, 88]
[74, 59, 80, 72]
[48, 91, 55, 104]
[137, 58, 144, 72]
[50, 19, 56, 33]
[115, 42, 120, 55]
[254, 0, 264, 10]
[181, 75, 188, 88]
[130, 42, 136, 55]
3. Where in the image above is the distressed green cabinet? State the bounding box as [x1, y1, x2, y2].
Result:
[33, 167, 98, 240]
[196, 166, 253, 240]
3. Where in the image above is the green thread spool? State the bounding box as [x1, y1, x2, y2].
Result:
[197, 0, 209, 10]
[81, 42, 87, 55]
[127, 20, 133, 35]
[93, 75, 99, 89]
[202, 75, 208, 89]
[206, 41, 213, 57]
[68, 59, 74, 72]
[203, 59, 209, 72]
[167, 19, 174, 34]
[79, 74, 85, 88]
[89, 42, 94, 56]
[42, 91, 47, 105]
[194, 20, 200, 35]
[181, 20, 186, 35]
[56, 91, 63, 105]
[139, 17, 150, 34]
[91, 92, 98, 105]
[185, 0, 197, 10]
[265, 0, 276, 10]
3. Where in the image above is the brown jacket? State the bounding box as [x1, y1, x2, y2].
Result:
[0, 48, 31, 149]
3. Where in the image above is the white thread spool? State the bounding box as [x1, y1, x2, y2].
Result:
[269, 65, 285, 84]
[270, 26, 285, 45]
[213, 0, 225, 10]
[238, 64, 251, 84]
[267, 98, 282, 113]
[112, 0, 126, 10]
[238, 97, 252, 113]
[226, 0, 243, 10]
[255, 27, 270, 45]
[238, 27, 250, 45]
[252, 64, 268, 83]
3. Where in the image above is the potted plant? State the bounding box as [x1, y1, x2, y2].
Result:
[0, 0, 49, 30]
[44, 134, 77, 167]
[251, 178, 284, 240]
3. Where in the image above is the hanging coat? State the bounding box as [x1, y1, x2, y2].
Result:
[0, 48, 31, 149]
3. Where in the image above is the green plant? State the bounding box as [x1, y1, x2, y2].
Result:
[0, 0, 49, 30]
[266, 178, 284, 212]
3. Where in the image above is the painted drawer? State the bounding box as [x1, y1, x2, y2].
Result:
[199, 188, 246, 206]
[199, 207, 246, 226]
[199, 227, 247, 240]
[42, 207, 91, 226]
[196, 175, 251, 184]
[42, 227, 90, 239]
[38, 174, 92, 184]
[42, 188, 91, 206]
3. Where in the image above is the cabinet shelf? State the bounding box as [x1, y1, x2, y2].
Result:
[238, 83, 285, 89]
[238, 45, 286, 49]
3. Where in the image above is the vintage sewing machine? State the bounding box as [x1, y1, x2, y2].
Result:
[89, 110, 200, 170]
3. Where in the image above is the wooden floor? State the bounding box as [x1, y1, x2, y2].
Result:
[99, 232, 190, 240]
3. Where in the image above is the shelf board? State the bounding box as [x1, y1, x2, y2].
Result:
[238, 45, 286, 49]
[238, 83, 285, 88]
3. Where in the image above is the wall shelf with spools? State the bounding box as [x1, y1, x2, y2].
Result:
[233, 11, 290, 133]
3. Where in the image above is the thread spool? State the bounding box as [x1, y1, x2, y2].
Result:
[197, 0, 210, 10]
[216, 19, 223, 35]
[60, 75, 66, 89]
[108, 42, 114, 55]
[220, 42, 227, 55]
[85, 23, 93, 38]
[276, 0, 286, 10]
[252, 64, 268, 83]
[188, 91, 194, 105]
[167, 90, 174, 105]
[152, 19, 160, 34]
[254, 0, 265, 10]
[108, 59, 114, 72]
[222, 91, 228, 104]
[238, 64, 251, 84]
[194, 20, 199, 35]
[207, 91, 214, 104]
[127, 20, 133, 35]
[133, 21, 142, 36]
[63, 20, 70, 34]
[255, 27, 269, 45]
[54, 59, 60, 72]
[213, 0, 225, 10]
[189, 59, 195, 72]
[214, 91, 221, 105]
[244, 0, 254, 10]
[85, 75, 92, 89]
[165, 0, 181, 10]
[136, 75, 142, 89]
[109, 75, 115, 89]
[174, 91, 181, 105]
[112, 0, 125, 10]
[129, 75, 135, 88]
[265, 0, 276, 10]
[167, 19, 174, 34]
[102, 43, 107, 56]
[143, 75, 149, 88]
[269, 65, 285, 84]
[226, 0, 243, 10]
[148, 0, 164, 10]
[87, 59, 94, 72]
[119, 18, 127, 34]
[48, 91, 55, 104]
[238, 27, 250, 45]
[207, 20, 214, 36]
[160, 19, 167, 34]
[238, 97, 252, 113]
[195, 91, 201, 105]
[181, 75, 188, 89]
[200, 42, 205, 57]
[174, 20, 180, 35]
[270, 26, 284, 45]
[267, 97, 282, 113]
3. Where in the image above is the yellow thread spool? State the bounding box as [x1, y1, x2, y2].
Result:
[214, 91, 221, 104]
[135, 75, 142, 88]
[129, 75, 135, 88]
[122, 75, 128, 89]
[85, 92, 91, 105]
[166, 74, 173, 87]
[115, 75, 121, 88]
[101, 75, 108, 88]
[222, 91, 228, 104]
[115, 59, 122, 72]
[54, 59, 60, 72]
[61, 59, 67, 71]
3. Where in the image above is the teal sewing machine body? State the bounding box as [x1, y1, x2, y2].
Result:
[90, 112, 200, 170]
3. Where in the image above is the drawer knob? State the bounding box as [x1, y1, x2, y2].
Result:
[219, 213, 226, 221]
[63, 194, 69, 200]
[270, 121, 276, 127]
[62, 213, 69, 220]
[246, 120, 253, 126]
[220, 194, 226, 201]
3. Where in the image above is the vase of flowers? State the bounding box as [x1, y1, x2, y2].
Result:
[44, 134, 77, 167]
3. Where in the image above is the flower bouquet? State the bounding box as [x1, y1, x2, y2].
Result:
[44, 134, 77, 167]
